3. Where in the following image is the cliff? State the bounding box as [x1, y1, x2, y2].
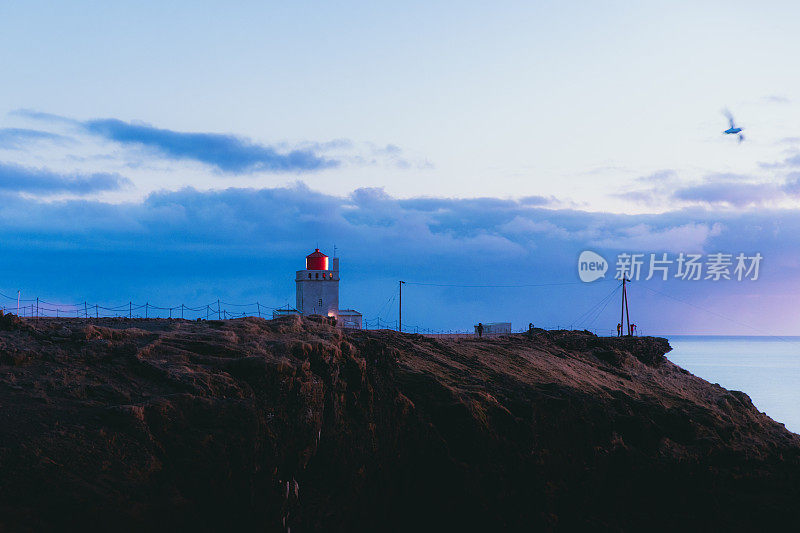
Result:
[0, 314, 798, 531]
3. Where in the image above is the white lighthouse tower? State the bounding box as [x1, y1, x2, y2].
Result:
[296, 249, 339, 317]
[273, 248, 362, 328]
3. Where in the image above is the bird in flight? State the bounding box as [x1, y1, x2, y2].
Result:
[723, 109, 744, 143]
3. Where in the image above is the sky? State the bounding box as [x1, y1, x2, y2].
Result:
[1, 1, 800, 334]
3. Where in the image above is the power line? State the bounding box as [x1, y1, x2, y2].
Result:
[404, 280, 613, 288]
[572, 282, 622, 329]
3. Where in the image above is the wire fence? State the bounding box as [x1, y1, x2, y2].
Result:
[0, 291, 296, 321]
[0, 279, 623, 338]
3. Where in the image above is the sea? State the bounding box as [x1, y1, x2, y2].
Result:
[666, 336, 800, 434]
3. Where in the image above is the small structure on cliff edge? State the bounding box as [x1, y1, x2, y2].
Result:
[474, 322, 512, 337]
[272, 248, 363, 329]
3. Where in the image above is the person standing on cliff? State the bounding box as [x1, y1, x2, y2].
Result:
[617, 323, 622, 337]
[527, 323, 534, 339]
[477, 323, 484, 338]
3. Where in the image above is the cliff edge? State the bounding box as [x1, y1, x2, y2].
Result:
[0, 315, 798, 531]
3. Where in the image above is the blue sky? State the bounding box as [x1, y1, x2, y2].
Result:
[1, 1, 800, 333]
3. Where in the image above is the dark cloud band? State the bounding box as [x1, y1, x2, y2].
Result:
[83, 119, 339, 174]
[0, 162, 130, 195]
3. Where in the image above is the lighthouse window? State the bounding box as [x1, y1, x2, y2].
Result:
[308, 273, 311, 279]
[318, 298, 323, 306]
[316, 273, 319, 279]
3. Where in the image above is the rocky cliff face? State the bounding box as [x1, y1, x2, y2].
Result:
[0, 314, 798, 531]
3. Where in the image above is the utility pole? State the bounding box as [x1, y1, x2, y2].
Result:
[619, 277, 631, 336]
[17, 290, 20, 316]
[399, 281, 406, 332]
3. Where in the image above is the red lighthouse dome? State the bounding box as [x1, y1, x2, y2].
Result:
[306, 249, 329, 270]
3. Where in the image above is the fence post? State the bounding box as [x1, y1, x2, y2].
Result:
[129, 302, 132, 318]
[181, 304, 184, 319]
[145, 303, 148, 319]
[36, 297, 38, 319]
[257, 302, 261, 318]
[217, 300, 221, 320]
[95, 304, 99, 318]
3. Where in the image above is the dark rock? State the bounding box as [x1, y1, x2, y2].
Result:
[0, 316, 797, 531]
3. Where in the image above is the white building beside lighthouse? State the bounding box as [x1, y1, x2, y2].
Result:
[273, 248, 362, 329]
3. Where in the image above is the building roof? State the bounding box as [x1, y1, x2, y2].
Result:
[307, 248, 328, 258]
[337, 309, 362, 316]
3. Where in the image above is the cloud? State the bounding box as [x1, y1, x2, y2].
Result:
[367, 143, 432, 170]
[636, 169, 677, 183]
[81, 118, 339, 174]
[0, 184, 723, 259]
[13, 110, 424, 174]
[518, 195, 552, 206]
[625, 170, 794, 209]
[759, 153, 800, 169]
[782, 173, 800, 196]
[499, 217, 571, 240]
[0, 128, 67, 149]
[9, 109, 79, 124]
[617, 169, 679, 206]
[0, 184, 738, 263]
[591, 222, 724, 253]
[672, 181, 783, 207]
[0, 183, 798, 333]
[763, 95, 790, 104]
[0, 162, 131, 195]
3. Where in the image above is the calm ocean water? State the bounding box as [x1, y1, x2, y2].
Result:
[665, 336, 800, 434]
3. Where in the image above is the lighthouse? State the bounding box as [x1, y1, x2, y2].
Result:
[273, 248, 362, 328]
[295, 249, 340, 316]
